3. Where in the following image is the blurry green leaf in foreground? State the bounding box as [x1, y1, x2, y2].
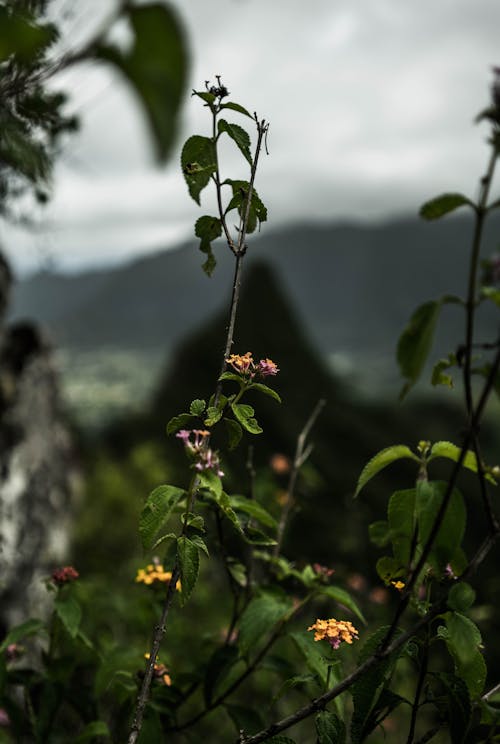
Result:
[419, 193, 474, 220]
[397, 300, 442, 398]
[96, 3, 188, 162]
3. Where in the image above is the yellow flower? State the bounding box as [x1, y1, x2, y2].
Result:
[307, 618, 359, 649]
[391, 580, 405, 592]
[135, 565, 181, 590]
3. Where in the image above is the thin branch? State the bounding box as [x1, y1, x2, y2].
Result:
[274, 399, 326, 557]
[406, 631, 429, 744]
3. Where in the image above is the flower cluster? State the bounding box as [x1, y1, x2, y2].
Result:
[308, 618, 359, 649]
[176, 428, 224, 476]
[51, 566, 79, 586]
[135, 563, 181, 590]
[144, 653, 172, 686]
[312, 563, 335, 581]
[226, 352, 279, 378]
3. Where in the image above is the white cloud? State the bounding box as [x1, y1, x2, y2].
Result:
[2, 0, 500, 274]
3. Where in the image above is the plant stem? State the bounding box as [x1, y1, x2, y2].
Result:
[273, 399, 325, 557]
[406, 631, 429, 744]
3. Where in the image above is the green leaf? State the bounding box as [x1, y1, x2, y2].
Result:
[219, 371, 244, 384]
[354, 445, 419, 497]
[443, 612, 486, 696]
[350, 626, 403, 744]
[211, 491, 245, 535]
[54, 593, 82, 638]
[238, 594, 292, 654]
[434, 672, 471, 744]
[177, 536, 200, 605]
[139, 485, 185, 550]
[167, 413, 194, 435]
[218, 119, 252, 164]
[223, 179, 267, 233]
[481, 286, 500, 307]
[416, 481, 466, 571]
[181, 135, 216, 204]
[369, 520, 390, 548]
[225, 703, 264, 736]
[376, 556, 406, 584]
[194, 216, 222, 276]
[244, 525, 277, 546]
[224, 418, 243, 450]
[74, 721, 111, 743]
[198, 469, 222, 498]
[231, 403, 263, 434]
[189, 398, 206, 416]
[204, 645, 239, 706]
[429, 441, 498, 484]
[419, 193, 474, 220]
[204, 405, 223, 427]
[229, 494, 278, 528]
[388, 488, 416, 566]
[190, 534, 209, 556]
[220, 101, 253, 119]
[182, 512, 205, 532]
[96, 4, 187, 162]
[0, 618, 45, 652]
[290, 630, 329, 686]
[249, 382, 282, 403]
[448, 583, 476, 613]
[192, 90, 216, 105]
[318, 585, 366, 624]
[432, 353, 458, 388]
[397, 300, 442, 398]
[316, 710, 346, 744]
[0, 8, 57, 63]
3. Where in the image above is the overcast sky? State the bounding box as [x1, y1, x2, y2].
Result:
[2, 0, 500, 275]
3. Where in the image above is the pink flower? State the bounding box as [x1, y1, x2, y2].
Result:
[257, 358, 279, 376]
[51, 566, 79, 586]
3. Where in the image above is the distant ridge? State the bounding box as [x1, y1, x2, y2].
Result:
[10, 215, 500, 362]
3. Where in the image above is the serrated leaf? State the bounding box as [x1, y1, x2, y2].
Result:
[0, 618, 46, 652]
[194, 215, 222, 275]
[189, 398, 206, 416]
[192, 90, 216, 105]
[419, 193, 474, 220]
[204, 405, 223, 426]
[167, 412, 194, 435]
[376, 555, 406, 584]
[388, 488, 416, 566]
[182, 512, 205, 531]
[448, 583, 476, 613]
[239, 594, 292, 654]
[139, 485, 185, 549]
[223, 178, 267, 233]
[351, 626, 404, 744]
[318, 585, 366, 624]
[181, 135, 216, 204]
[249, 382, 282, 403]
[54, 593, 82, 638]
[224, 418, 243, 450]
[74, 721, 111, 743]
[220, 101, 253, 118]
[151, 531, 176, 550]
[96, 4, 187, 162]
[229, 494, 278, 528]
[443, 611, 486, 696]
[416, 481, 466, 571]
[218, 119, 252, 164]
[290, 630, 329, 686]
[190, 534, 209, 556]
[316, 710, 346, 744]
[244, 525, 277, 545]
[232, 403, 263, 434]
[397, 300, 442, 398]
[177, 536, 199, 605]
[210, 491, 245, 535]
[197, 469, 222, 498]
[429, 442, 497, 484]
[354, 445, 419, 497]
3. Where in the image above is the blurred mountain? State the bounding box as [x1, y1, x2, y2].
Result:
[11, 214, 500, 360]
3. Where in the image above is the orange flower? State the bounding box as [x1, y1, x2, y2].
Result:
[308, 618, 359, 649]
[135, 565, 181, 590]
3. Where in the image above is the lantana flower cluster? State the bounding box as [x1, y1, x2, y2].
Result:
[308, 618, 359, 649]
[51, 566, 79, 586]
[226, 352, 279, 378]
[135, 563, 181, 590]
[176, 428, 224, 476]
